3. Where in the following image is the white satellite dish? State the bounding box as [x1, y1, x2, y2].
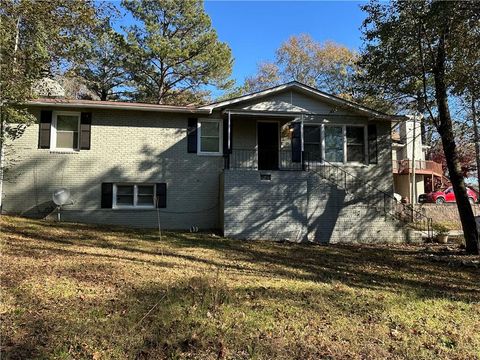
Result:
[52, 188, 71, 221]
[53, 188, 71, 206]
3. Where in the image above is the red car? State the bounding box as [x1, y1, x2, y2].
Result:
[419, 186, 478, 204]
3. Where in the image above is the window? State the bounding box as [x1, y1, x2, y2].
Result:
[137, 185, 154, 205]
[52, 112, 80, 150]
[303, 125, 322, 161]
[198, 119, 222, 155]
[303, 124, 367, 164]
[113, 184, 155, 208]
[346, 126, 366, 163]
[324, 126, 344, 163]
[116, 185, 134, 206]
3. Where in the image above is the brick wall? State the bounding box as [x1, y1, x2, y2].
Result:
[222, 170, 408, 244]
[2, 108, 223, 229]
[3, 105, 400, 243]
[417, 203, 480, 229]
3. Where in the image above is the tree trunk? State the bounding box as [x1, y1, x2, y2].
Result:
[472, 97, 480, 194]
[434, 34, 479, 254]
[0, 108, 4, 212]
[100, 89, 107, 101]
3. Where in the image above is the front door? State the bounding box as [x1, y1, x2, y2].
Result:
[257, 122, 279, 170]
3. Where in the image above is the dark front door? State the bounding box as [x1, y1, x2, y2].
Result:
[257, 122, 279, 170]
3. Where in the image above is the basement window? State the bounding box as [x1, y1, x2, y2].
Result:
[113, 184, 155, 208]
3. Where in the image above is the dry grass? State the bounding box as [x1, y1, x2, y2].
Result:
[1, 215, 479, 360]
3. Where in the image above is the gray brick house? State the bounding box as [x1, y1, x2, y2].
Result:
[2, 81, 418, 243]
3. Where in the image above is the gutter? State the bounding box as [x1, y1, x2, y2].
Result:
[27, 101, 212, 115]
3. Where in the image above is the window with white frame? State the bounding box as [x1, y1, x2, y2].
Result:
[198, 119, 222, 155]
[324, 125, 344, 163]
[303, 125, 322, 161]
[52, 112, 80, 150]
[346, 126, 366, 162]
[303, 124, 367, 164]
[113, 184, 155, 208]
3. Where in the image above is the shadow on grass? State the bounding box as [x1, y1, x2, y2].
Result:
[2, 274, 391, 359]
[3, 216, 480, 359]
[3, 217, 479, 304]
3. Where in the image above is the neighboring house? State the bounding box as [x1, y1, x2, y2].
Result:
[2, 81, 428, 243]
[392, 119, 447, 203]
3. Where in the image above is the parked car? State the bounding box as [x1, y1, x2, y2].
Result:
[419, 186, 478, 204]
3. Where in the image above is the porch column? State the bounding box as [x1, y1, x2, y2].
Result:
[228, 111, 231, 152]
[223, 112, 232, 169]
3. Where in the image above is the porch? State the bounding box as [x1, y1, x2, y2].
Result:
[221, 110, 303, 171]
[220, 110, 378, 172]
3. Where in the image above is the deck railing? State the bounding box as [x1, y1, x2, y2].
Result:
[393, 159, 443, 175]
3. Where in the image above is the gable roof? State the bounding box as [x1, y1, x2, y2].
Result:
[200, 81, 404, 120]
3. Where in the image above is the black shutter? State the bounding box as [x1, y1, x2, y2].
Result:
[156, 183, 167, 208]
[368, 124, 378, 164]
[101, 183, 113, 208]
[187, 118, 198, 153]
[291, 122, 302, 163]
[222, 118, 232, 154]
[38, 110, 52, 149]
[80, 112, 92, 150]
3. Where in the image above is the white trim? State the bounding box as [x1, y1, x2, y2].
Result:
[50, 111, 81, 151]
[321, 124, 326, 161]
[222, 109, 303, 117]
[227, 112, 231, 150]
[197, 118, 223, 156]
[29, 100, 211, 114]
[112, 183, 156, 209]
[304, 123, 368, 166]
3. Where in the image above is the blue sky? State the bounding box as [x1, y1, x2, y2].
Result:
[204, 1, 366, 83]
[113, 1, 367, 85]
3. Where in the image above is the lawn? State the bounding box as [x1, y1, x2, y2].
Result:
[1, 216, 479, 360]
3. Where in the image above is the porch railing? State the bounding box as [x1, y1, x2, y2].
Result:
[224, 149, 304, 171]
[393, 159, 443, 175]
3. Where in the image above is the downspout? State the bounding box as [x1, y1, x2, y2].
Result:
[301, 113, 305, 169]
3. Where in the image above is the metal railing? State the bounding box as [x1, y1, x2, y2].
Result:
[223, 149, 434, 240]
[224, 148, 304, 171]
[304, 152, 433, 240]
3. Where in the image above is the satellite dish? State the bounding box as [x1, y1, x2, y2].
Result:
[52, 188, 71, 206]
